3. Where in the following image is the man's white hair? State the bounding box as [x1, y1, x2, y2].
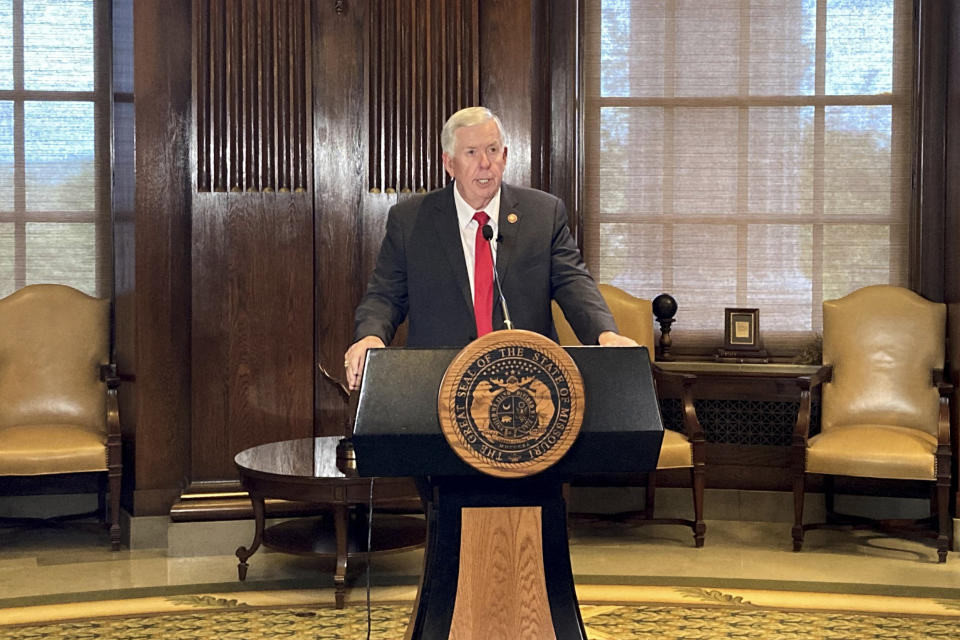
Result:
[440, 106, 506, 155]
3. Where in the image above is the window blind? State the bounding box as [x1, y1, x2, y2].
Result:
[0, 0, 110, 298]
[583, 0, 913, 354]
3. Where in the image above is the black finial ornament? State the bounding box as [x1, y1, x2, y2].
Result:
[652, 293, 677, 361]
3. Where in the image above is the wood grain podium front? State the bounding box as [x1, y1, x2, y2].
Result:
[352, 346, 664, 640]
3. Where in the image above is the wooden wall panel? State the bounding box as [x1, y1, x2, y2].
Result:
[367, 0, 478, 194]
[478, 0, 584, 237]
[479, 1, 536, 191]
[190, 194, 314, 482]
[312, 0, 368, 435]
[125, 0, 193, 515]
[188, 0, 314, 485]
[545, 0, 581, 243]
[912, 0, 948, 301]
[195, 0, 310, 193]
[945, 2, 960, 517]
[946, 1, 960, 305]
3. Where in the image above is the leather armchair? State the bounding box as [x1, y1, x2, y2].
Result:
[791, 285, 951, 562]
[0, 284, 122, 550]
[553, 284, 705, 546]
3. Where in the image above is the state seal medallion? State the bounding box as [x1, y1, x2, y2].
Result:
[438, 329, 585, 478]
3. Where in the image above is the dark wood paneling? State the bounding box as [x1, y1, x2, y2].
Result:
[947, 3, 960, 307]
[195, 0, 311, 194]
[546, 0, 580, 244]
[367, 0, 478, 194]
[189, 1, 315, 483]
[312, 0, 371, 436]
[912, 0, 948, 301]
[479, 1, 536, 189]
[945, 0, 960, 311]
[480, 0, 579, 238]
[190, 193, 314, 480]
[189, 0, 314, 482]
[946, 1, 960, 517]
[699, 444, 792, 492]
[127, 0, 193, 515]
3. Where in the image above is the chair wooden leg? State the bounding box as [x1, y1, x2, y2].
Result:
[109, 467, 122, 551]
[97, 475, 108, 522]
[823, 475, 835, 520]
[792, 473, 805, 552]
[936, 478, 950, 563]
[691, 465, 705, 548]
[644, 471, 656, 519]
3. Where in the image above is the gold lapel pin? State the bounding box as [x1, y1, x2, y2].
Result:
[507, 213, 518, 224]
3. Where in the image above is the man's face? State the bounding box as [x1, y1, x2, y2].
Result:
[442, 119, 508, 210]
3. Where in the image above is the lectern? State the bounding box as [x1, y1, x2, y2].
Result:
[353, 338, 663, 640]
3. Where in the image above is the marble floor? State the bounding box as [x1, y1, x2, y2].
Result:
[1, 489, 958, 606]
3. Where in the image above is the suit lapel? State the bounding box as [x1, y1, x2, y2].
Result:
[496, 183, 520, 280]
[430, 184, 474, 315]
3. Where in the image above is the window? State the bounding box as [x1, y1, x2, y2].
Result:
[0, 0, 110, 298]
[583, 0, 913, 353]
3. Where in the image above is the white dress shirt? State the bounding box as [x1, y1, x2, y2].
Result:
[452, 181, 501, 296]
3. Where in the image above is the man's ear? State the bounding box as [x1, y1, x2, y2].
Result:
[441, 152, 454, 178]
[502, 146, 508, 163]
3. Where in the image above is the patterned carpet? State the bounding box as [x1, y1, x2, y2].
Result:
[1, 583, 959, 639]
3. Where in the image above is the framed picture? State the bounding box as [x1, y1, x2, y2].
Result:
[723, 308, 760, 351]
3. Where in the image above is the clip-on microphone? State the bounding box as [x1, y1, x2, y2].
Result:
[482, 224, 514, 330]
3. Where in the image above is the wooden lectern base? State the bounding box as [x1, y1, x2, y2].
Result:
[449, 507, 555, 639]
[404, 477, 586, 640]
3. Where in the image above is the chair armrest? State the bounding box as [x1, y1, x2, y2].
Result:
[100, 363, 120, 389]
[652, 365, 705, 447]
[933, 369, 952, 447]
[100, 363, 122, 438]
[932, 368, 952, 395]
[106, 385, 121, 438]
[792, 364, 832, 443]
[800, 364, 833, 391]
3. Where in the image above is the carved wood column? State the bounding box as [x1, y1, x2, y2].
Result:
[175, 0, 316, 520]
[367, 0, 479, 195]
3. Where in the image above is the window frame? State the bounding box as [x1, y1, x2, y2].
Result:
[0, 0, 112, 297]
[584, 0, 913, 353]
[545, 0, 951, 357]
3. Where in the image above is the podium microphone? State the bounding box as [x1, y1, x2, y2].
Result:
[482, 224, 514, 330]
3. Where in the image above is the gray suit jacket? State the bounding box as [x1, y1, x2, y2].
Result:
[354, 182, 617, 347]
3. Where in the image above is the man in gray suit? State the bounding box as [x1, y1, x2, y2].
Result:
[344, 107, 635, 389]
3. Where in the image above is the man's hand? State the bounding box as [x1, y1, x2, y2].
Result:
[344, 336, 386, 391]
[598, 331, 639, 347]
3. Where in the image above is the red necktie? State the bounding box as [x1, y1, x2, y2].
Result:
[473, 211, 493, 337]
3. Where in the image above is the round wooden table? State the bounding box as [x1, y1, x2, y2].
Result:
[234, 436, 424, 607]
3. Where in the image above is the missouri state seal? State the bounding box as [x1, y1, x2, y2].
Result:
[438, 329, 585, 478]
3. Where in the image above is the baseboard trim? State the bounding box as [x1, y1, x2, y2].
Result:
[567, 486, 934, 525]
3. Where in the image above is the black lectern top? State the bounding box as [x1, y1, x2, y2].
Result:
[352, 345, 663, 479]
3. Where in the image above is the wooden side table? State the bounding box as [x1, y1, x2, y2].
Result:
[655, 361, 822, 489]
[657, 361, 821, 376]
[234, 436, 424, 607]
